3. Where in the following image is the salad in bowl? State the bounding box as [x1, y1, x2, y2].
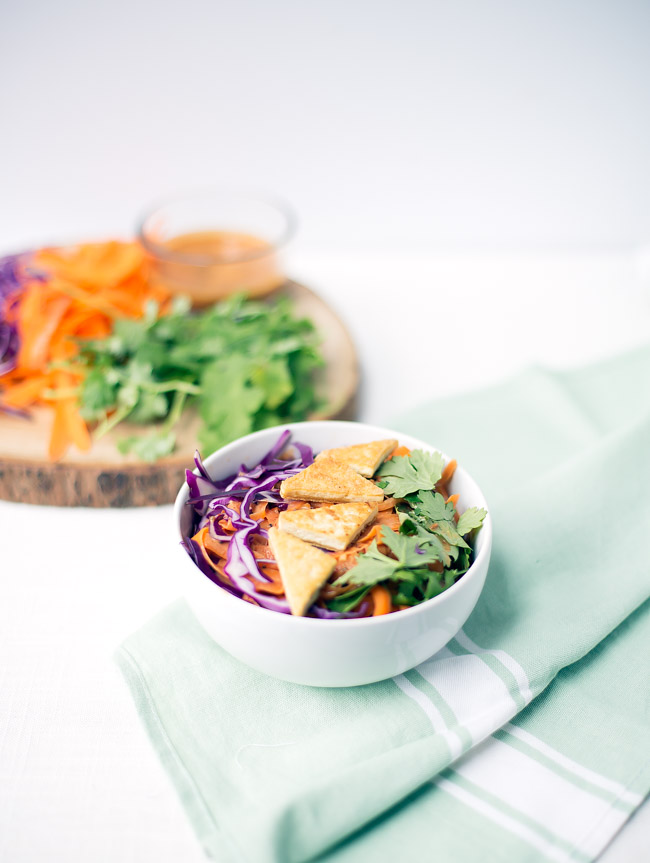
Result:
[175, 421, 491, 686]
[183, 430, 486, 620]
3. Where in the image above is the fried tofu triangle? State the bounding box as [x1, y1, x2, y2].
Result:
[278, 502, 378, 551]
[316, 439, 398, 477]
[279, 458, 384, 504]
[267, 527, 336, 616]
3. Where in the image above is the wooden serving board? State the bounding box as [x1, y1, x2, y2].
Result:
[0, 280, 359, 507]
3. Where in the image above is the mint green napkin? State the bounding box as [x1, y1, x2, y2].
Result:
[117, 345, 650, 863]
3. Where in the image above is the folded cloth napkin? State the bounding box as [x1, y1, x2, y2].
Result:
[117, 345, 650, 863]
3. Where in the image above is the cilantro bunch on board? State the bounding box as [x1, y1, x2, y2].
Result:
[76, 294, 324, 461]
[331, 450, 487, 609]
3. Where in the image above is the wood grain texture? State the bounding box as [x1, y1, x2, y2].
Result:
[0, 280, 359, 507]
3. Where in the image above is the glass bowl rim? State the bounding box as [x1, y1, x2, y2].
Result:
[136, 187, 298, 267]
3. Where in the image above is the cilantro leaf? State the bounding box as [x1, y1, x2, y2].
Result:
[380, 528, 443, 570]
[410, 490, 470, 549]
[325, 585, 372, 613]
[78, 368, 117, 421]
[117, 429, 176, 461]
[127, 391, 169, 424]
[413, 489, 456, 523]
[432, 519, 470, 549]
[392, 582, 423, 607]
[424, 573, 447, 599]
[250, 357, 293, 409]
[451, 547, 471, 577]
[111, 317, 153, 353]
[198, 355, 265, 452]
[334, 526, 442, 588]
[375, 450, 444, 497]
[456, 507, 487, 537]
[334, 539, 398, 587]
[392, 572, 445, 605]
[410, 450, 445, 485]
[398, 513, 453, 567]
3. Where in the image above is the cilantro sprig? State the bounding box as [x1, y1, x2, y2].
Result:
[375, 449, 444, 497]
[326, 451, 487, 611]
[334, 527, 443, 588]
[76, 294, 323, 460]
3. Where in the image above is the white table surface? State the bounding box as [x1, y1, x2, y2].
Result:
[1, 252, 649, 862]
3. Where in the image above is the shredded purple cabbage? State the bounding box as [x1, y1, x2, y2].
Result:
[182, 430, 360, 619]
[0, 402, 31, 420]
[260, 428, 292, 464]
[0, 254, 25, 379]
[182, 537, 243, 600]
[0, 253, 48, 417]
[311, 600, 370, 620]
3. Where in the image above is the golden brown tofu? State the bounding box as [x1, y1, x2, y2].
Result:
[279, 458, 384, 504]
[278, 502, 378, 551]
[316, 439, 398, 477]
[267, 527, 336, 616]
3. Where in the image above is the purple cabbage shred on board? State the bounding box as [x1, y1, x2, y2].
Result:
[0, 253, 48, 417]
[182, 430, 353, 618]
[0, 255, 25, 383]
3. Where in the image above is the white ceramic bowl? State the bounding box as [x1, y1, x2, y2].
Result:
[174, 421, 492, 687]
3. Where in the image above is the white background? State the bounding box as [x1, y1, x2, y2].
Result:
[1, 2, 649, 862]
[1, 0, 650, 254]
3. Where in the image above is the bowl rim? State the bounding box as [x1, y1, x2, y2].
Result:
[174, 420, 492, 628]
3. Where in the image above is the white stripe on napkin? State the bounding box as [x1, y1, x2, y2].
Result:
[455, 629, 534, 704]
[392, 674, 463, 759]
[437, 777, 574, 863]
[502, 723, 644, 807]
[451, 737, 623, 851]
[416, 650, 518, 742]
[397, 640, 640, 859]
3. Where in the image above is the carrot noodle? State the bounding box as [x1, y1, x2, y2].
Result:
[370, 585, 392, 616]
[375, 508, 401, 532]
[194, 527, 220, 572]
[286, 500, 311, 511]
[250, 501, 268, 521]
[440, 458, 457, 487]
[386, 445, 411, 460]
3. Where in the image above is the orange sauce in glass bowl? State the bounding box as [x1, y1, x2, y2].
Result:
[146, 229, 286, 306]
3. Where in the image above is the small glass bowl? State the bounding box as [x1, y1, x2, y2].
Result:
[137, 190, 296, 305]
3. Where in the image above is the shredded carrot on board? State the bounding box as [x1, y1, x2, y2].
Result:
[1, 375, 53, 408]
[0, 241, 171, 461]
